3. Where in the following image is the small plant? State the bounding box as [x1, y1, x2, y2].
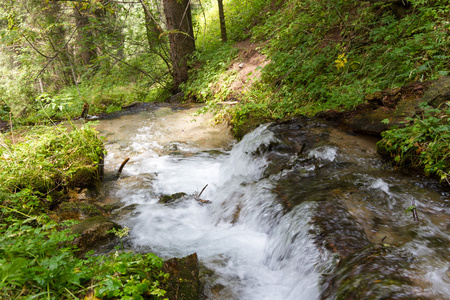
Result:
[378, 102, 450, 184]
[335, 53, 348, 70]
[109, 226, 130, 251]
[0, 219, 168, 300]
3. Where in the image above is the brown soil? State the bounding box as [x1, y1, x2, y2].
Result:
[213, 40, 269, 100]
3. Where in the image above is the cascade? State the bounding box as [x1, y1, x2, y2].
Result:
[98, 107, 450, 299]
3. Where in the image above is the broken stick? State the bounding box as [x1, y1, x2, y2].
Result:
[117, 158, 130, 176]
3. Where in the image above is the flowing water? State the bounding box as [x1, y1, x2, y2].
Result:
[96, 105, 449, 299]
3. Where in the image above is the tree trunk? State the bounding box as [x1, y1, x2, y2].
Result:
[140, 0, 164, 51]
[73, 5, 97, 66]
[162, 0, 195, 93]
[218, 0, 227, 42]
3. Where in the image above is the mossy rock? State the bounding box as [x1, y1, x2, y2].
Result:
[420, 76, 450, 108]
[56, 201, 105, 221]
[72, 215, 121, 256]
[159, 192, 187, 204]
[162, 253, 200, 300]
[68, 164, 102, 188]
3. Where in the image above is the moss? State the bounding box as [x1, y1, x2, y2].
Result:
[158, 192, 187, 204]
[0, 124, 105, 215]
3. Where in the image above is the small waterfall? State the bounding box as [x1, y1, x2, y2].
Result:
[100, 107, 450, 300]
[111, 123, 322, 299]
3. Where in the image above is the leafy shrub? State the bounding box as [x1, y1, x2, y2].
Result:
[377, 102, 450, 184]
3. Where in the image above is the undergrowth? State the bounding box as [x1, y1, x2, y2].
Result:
[378, 102, 450, 184]
[184, 0, 450, 139]
[0, 217, 168, 299]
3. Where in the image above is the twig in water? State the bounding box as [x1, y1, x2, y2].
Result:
[198, 184, 208, 198]
[406, 199, 419, 222]
[117, 158, 130, 176]
[298, 143, 306, 155]
[412, 200, 419, 222]
[195, 184, 211, 204]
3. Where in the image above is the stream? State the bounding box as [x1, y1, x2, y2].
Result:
[94, 105, 449, 299]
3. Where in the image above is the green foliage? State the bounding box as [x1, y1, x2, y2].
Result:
[93, 251, 168, 300]
[0, 218, 168, 300]
[0, 99, 11, 121]
[0, 0, 171, 124]
[377, 102, 450, 183]
[404, 205, 416, 214]
[0, 219, 88, 299]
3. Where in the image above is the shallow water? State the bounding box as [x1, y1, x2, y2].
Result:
[96, 106, 450, 299]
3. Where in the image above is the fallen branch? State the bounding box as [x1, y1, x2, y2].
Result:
[117, 158, 130, 176]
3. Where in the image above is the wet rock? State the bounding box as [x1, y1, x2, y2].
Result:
[260, 118, 328, 178]
[71, 215, 121, 256]
[321, 245, 429, 300]
[158, 192, 187, 204]
[116, 173, 157, 193]
[311, 200, 370, 259]
[162, 253, 200, 300]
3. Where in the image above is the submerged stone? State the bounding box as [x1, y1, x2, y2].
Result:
[321, 245, 429, 300]
[54, 201, 105, 221]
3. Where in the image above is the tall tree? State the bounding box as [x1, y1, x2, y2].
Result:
[162, 0, 195, 93]
[218, 0, 227, 42]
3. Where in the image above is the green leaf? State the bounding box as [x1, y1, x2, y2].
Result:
[405, 205, 416, 214]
